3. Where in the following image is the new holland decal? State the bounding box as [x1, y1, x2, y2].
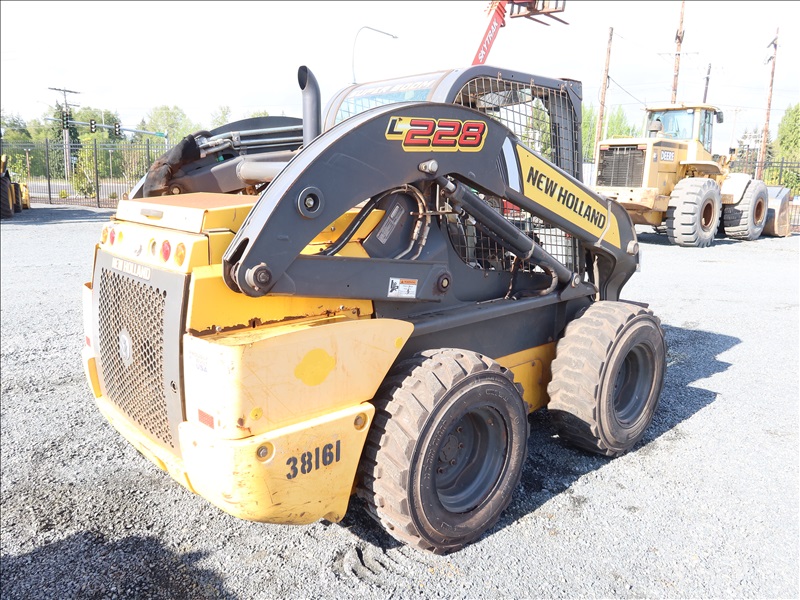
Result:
[111, 257, 152, 280]
[386, 116, 486, 152]
[515, 144, 621, 248]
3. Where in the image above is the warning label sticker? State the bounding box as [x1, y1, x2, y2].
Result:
[388, 277, 417, 298]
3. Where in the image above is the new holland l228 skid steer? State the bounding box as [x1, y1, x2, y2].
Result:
[82, 65, 666, 554]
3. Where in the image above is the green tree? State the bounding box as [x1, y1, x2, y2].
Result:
[74, 107, 120, 143]
[247, 110, 271, 119]
[0, 110, 32, 142]
[774, 103, 800, 162]
[0, 111, 34, 177]
[211, 106, 232, 128]
[520, 98, 552, 159]
[26, 119, 50, 143]
[130, 119, 149, 144]
[144, 106, 201, 145]
[605, 106, 640, 138]
[581, 103, 597, 161]
[72, 145, 96, 197]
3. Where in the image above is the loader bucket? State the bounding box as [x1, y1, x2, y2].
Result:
[764, 186, 792, 237]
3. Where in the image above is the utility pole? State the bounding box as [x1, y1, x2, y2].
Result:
[671, 1, 685, 103]
[702, 63, 711, 103]
[49, 87, 80, 179]
[728, 107, 742, 152]
[757, 29, 778, 180]
[593, 27, 614, 177]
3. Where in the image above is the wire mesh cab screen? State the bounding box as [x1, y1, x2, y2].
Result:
[448, 76, 584, 277]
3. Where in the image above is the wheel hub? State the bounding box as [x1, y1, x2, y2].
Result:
[438, 433, 461, 465]
[434, 408, 507, 513]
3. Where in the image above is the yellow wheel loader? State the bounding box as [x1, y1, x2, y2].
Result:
[594, 103, 780, 247]
[82, 65, 666, 554]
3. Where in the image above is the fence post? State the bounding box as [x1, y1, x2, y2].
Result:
[146, 138, 151, 167]
[45, 139, 53, 204]
[93, 139, 101, 208]
[778, 157, 785, 186]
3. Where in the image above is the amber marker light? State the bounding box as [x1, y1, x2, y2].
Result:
[101, 227, 109, 244]
[149, 239, 157, 256]
[174, 242, 186, 266]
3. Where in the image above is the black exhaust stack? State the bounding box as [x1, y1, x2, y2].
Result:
[298, 66, 321, 147]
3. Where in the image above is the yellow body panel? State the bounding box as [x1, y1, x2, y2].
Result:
[180, 403, 374, 524]
[93, 391, 372, 524]
[115, 194, 255, 233]
[497, 343, 556, 412]
[98, 221, 210, 274]
[182, 317, 414, 438]
[186, 264, 374, 334]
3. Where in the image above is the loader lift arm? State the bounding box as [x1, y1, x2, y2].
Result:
[222, 101, 637, 303]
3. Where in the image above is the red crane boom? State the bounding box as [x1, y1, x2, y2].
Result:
[472, 1, 568, 66]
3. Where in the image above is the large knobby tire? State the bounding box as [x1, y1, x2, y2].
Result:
[547, 302, 666, 457]
[357, 348, 529, 554]
[723, 179, 768, 240]
[12, 183, 23, 213]
[0, 176, 13, 220]
[665, 177, 721, 247]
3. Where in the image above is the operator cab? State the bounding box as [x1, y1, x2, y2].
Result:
[645, 104, 723, 153]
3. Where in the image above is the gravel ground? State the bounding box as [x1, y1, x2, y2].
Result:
[1, 204, 798, 599]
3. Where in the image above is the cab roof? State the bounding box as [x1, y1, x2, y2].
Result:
[645, 103, 722, 113]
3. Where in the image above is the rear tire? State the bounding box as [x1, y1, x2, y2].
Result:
[0, 177, 12, 220]
[547, 302, 666, 457]
[665, 178, 721, 247]
[12, 183, 22, 213]
[723, 179, 768, 240]
[357, 348, 529, 554]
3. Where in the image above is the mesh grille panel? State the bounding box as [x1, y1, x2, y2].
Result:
[597, 146, 645, 187]
[453, 76, 581, 179]
[98, 268, 174, 448]
[448, 76, 582, 275]
[445, 201, 581, 274]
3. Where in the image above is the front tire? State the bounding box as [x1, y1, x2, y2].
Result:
[357, 349, 529, 554]
[665, 177, 721, 247]
[723, 179, 768, 240]
[547, 302, 666, 457]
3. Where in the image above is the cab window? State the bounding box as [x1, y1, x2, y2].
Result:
[698, 110, 714, 152]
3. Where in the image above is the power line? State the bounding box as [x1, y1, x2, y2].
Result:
[607, 76, 646, 106]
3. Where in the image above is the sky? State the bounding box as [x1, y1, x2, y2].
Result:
[1, 1, 797, 153]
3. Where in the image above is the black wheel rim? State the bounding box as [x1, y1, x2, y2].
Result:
[435, 407, 506, 513]
[613, 345, 654, 424]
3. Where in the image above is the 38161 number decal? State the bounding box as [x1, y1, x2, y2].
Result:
[386, 116, 487, 152]
[286, 440, 341, 479]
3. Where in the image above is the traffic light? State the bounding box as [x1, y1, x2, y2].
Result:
[61, 111, 69, 129]
[114, 122, 121, 136]
[89, 119, 96, 133]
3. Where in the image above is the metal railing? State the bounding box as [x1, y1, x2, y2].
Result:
[2, 138, 799, 216]
[0, 139, 169, 208]
[730, 157, 800, 196]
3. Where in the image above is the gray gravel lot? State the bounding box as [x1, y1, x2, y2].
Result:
[1, 204, 798, 599]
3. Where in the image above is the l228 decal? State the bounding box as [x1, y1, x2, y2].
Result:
[385, 116, 486, 152]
